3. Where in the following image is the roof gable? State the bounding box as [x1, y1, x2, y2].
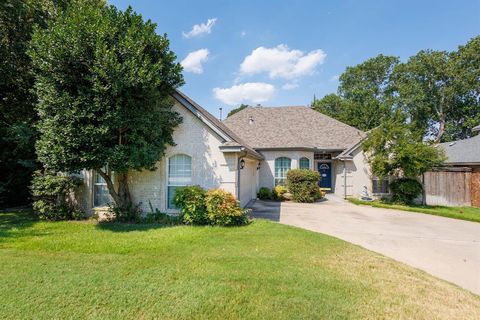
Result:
[172, 90, 263, 159]
[223, 106, 365, 150]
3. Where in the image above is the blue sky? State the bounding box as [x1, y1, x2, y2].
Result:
[109, 0, 480, 116]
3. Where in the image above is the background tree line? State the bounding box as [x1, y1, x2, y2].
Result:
[0, 0, 71, 207]
[312, 37, 480, 143]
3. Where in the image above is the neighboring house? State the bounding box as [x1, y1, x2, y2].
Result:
[77, 91, 377, 215]
[424, 126, 480, 207]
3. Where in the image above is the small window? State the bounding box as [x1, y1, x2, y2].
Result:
[314, 153, 332, 160]
[299, 157, 310, 169]
[94, 167, 112, 207]
[168, 154, 192, 209]
[274, 157, 291, 186]
[372, 176, 389, 194]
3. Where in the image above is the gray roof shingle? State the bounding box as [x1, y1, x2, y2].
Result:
[438, 134, 480, 165]
[223, 106, 365, 150]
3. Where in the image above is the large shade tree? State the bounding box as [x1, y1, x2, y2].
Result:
[313, 36, 480, 142]
[393, 37, 480, 142]
[29, 2, 184, 209]
[312, 55, 399, 131]
[392, 50, 459, 142]
[0, 0, 69, 206]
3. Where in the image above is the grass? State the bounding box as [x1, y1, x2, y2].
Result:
[347, 197, 480, 223]
[1, 211, 479, 319]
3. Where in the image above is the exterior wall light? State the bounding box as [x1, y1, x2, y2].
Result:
[239, 159, 245, 169]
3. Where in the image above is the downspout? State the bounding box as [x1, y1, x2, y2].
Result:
[237, 149, 247, 200]
[342, 160, 347, 199]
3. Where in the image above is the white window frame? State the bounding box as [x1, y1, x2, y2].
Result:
[274, 157, 291, 186]
[93, 166, 113, 207]
[167, 154, 192, 209]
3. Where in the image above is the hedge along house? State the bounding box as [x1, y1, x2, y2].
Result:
[77, 91, 378, 215]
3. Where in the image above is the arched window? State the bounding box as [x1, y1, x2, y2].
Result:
[168, 154, 192, 209]
[299, 157, 310, 170]
[274, 157, 291, 186]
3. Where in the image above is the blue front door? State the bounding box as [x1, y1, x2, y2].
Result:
[317, 162, 332, 189]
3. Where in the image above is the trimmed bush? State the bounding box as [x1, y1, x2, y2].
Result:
[31, 170, 84, 220]
[109, 203, 142, 223]
[257, 187, 272, 200]
[205, 189, 249, 226]
[272, 185, 288, 201]
[286, 169, 322, 203]
[173, 185, 208, 225]
[390, 177, 423, 205]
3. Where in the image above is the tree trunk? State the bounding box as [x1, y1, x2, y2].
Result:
[435, 114, 445, 143]
[95, 167, 121, 206]
[116, 172, 132, 208]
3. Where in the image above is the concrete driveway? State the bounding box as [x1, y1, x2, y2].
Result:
[250, 195, 480, 295]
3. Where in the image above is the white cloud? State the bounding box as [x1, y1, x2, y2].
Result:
[282, 83, 299, 90]
[240, 44, 326, 79]
[213, 82, 275, 105]
[182, 18, 217, 38]
[181, 49, 209, 74]
[330, 74, 340, 82]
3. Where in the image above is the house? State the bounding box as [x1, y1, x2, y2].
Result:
[77, 91, 377, 215]
[423, 126, 480, 207]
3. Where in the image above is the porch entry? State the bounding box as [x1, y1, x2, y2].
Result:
[317, 162, 332, 190]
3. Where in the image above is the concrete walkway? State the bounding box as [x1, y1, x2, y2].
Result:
[250, 195, 480, 295]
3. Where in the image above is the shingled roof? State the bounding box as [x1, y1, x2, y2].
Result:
[438, 134, 480, 165]
[223, 106, 365, 150]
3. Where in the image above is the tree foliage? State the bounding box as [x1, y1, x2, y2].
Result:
[313, 36, 480, 142]
[363, 120, 445, 179]
[393, 50, 464, 142]
[30, 170, 83, 220]
[313, 55, 399, 131]
[0, 0, 69, 206]
[29, 2, 184, 209]
[227, 104, 249, 118]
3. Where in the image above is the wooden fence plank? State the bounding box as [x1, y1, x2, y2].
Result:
[424, 169, 472, 207]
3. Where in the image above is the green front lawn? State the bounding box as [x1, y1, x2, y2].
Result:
[1, 211, 479, 319]
[347, 198, 480, 223]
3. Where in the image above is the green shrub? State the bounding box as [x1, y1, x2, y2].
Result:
[173, 185, 208, 225]
[30, 170, 84, 220]
[257, 187, 272, 200]
[390, 177, 423, 205]
[142, 201, 180, 225]
[272, 185, 288, 201]
[205, 189, 249, 226]
[286, 169, 322, 203]
[109, 203, 142, 223]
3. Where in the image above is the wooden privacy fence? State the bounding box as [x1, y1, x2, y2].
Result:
[423, 168, 473, 207]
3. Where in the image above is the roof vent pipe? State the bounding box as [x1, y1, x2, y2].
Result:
[249, 116, 254, 125]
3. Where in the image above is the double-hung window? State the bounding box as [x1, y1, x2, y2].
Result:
[372, 176, 389, 194]
[168, 154, 192, 209]
[274, 157, 291, 186]
[94, 167, 112, 207]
